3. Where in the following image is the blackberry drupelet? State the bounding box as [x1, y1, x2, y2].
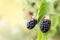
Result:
[40, 19, 51, 33]
[27, 19, 37, 29]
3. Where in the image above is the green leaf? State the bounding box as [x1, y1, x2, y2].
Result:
[37, 0, 50, 23]
[37, 0, 50, 40]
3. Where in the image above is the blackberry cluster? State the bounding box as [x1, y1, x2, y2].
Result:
[40, 19, 51, 33]
[27, 19, 37, 29]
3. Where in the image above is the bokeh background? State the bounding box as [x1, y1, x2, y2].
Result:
[0, 0, 60, 40]
[0, 0, 38, 40]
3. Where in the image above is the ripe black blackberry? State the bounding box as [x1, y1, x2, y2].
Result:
[40, 16, 51, 33]
[27, 19, 37, 29]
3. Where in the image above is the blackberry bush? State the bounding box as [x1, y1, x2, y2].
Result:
[40, 19, 51, 33]
[27, 19, 37, 29]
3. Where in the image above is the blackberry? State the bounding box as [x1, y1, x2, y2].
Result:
[27, 19, 37, 29]
[40, 19, 51, 33]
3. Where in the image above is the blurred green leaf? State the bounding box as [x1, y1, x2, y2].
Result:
[37, 0, 50, 23]
[37, 0, 50, 40]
